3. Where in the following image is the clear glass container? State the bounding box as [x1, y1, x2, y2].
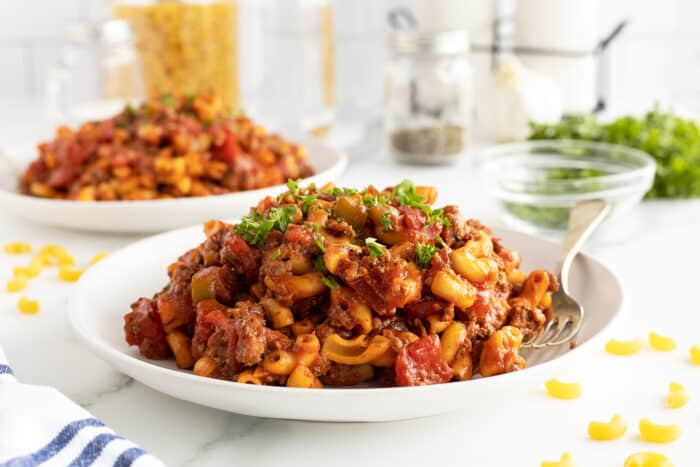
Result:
[475, 140, 655, 235]
[45, 19, 143, 124]
[385, 29, 474, 165]
[113, 0, 240, 110]
[238, 0, 335, 135]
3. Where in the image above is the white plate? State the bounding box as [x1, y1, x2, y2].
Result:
[0, 136, 346, 233]
[69, 225, 623, 422]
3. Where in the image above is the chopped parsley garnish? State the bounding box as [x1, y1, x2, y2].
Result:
[392, 179, 426, 208]
[124, 103, 136, 118]
[427, 207, 451, 227]
[235, 205, 297, 245]
[392, 180, 449, 227]
[315, 235, 326, 253]
[286, 179, 300, 196]
[362, 194, 391, 207]
[435, 236, 447, 248]
[321, 276, 340, 290]
[161, 93, 175, 107]
[415, 243, 439, 267]
[379, 212, 393, 231]
[314, 256, 326, 272]
[301, 194, 319, 213]
[365, 237, 385, 259]
[327, 187, 360, 197]
[271, 247, 282, 260]
[311, 223, 320, 232]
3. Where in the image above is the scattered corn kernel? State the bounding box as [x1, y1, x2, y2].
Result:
[3, 242, 32, 254]
[540, 452, 576, 467]
[624, 452, 673, 467]
[588, 414, 627, 441]
[39, 244, 68, 258]
[649, 332, 676, 352]
[6, 275, 28, 293]
[667, 382, 689, 409]
[90, 252, 108, 264]
[690, 345, 700, 365]
[605, 338, 644, 356]
[57, 255, 75, 267]
[58, 266, 84, 282]
[12, 263, 41, 279]
[638, 418, 682, 444]
[17, 296, 39, 314]
[545, 378, 582, 400]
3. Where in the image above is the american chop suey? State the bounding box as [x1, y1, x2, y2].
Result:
[124, 180, 558, 387]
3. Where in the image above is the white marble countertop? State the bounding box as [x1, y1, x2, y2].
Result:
[1, 106, 700, 466]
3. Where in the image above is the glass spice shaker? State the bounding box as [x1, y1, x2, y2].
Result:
[385, 29, 474, 165]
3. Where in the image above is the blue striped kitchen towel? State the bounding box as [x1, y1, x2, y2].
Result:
[0, 347, 165, 467]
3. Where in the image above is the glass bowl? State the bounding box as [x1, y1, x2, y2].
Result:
[475, 140, 656, 234]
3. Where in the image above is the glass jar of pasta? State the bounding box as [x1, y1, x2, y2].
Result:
[112, 0, 240, 110]
[385, 29, 474, 165]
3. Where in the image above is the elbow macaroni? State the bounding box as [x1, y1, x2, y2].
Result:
[638, 418, 682, 443]
[588, 414, 627, 441]
[540, 452, 576, 467]
[648, 332, 676, 352]
[544, 378, 582, 400]
[322, 334, 391, 365]
[624, 452, 674, 467]
[605, 338, 644, 356]
[667, 382, 689, 409]
[431, 269, 476, 310]
[691, 345, 700, 365]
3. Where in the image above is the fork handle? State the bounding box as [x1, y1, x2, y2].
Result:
[559, 199, 610, 294]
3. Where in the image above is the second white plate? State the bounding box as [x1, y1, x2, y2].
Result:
[69, 225, 623, 422]
[0, 136, 346, 233]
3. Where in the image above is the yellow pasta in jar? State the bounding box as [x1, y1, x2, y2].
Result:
[691, 344, 700, 365]
[588, 414, 627, 441]
[638, 418, 681, 443]
[6, 276, 28, 293]
[58, 266, 85, 282]
[666, 382, 689, 409]
[3, 242, 32, 254]
[17, 296, 40, 315]
[540, 452, 576, 467]
[648, 331, 676, 352]
[605, 338, 644, 356]
[544, 378, 582, 400]
[624, 452, 674, 467]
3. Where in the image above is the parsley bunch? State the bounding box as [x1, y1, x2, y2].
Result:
[530, 108, 700, 198]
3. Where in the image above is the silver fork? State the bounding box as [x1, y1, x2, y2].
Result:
[522, 199, 610, 349]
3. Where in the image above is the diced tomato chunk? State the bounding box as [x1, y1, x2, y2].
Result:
[124, 298, 171, 359]
[395, 335, 453, 386]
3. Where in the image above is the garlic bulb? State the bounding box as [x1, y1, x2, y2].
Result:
[479, 57, 563, 142]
